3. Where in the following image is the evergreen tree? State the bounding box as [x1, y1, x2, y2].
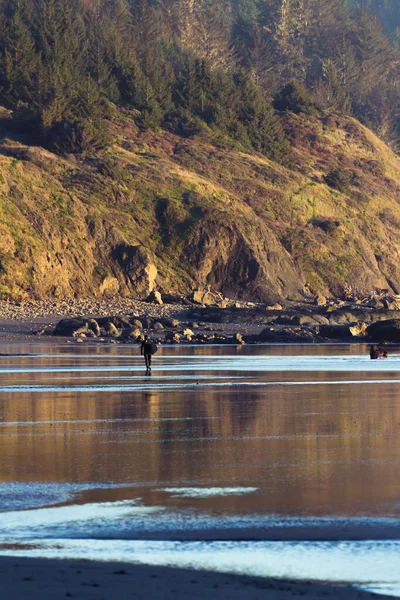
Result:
[0, 0, 397, 154]
[236, 70, 291, 162]
[0, 0, 38, 109]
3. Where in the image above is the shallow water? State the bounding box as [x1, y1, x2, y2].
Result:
[0, 343, 400, 595]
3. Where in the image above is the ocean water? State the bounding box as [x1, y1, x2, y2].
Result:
[0, 343, 399, 596]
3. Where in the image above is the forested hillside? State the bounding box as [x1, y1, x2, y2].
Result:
[0, 0, 398, 155]
[0, 0, 399, 302]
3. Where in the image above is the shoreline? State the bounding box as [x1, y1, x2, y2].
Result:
[0, 295, 400, 346]
[0, 556, 393, 599]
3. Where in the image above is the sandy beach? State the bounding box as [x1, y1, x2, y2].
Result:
[0, 556, 394, 599]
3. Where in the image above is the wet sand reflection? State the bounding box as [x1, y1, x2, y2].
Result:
[0, 344, 400, 518]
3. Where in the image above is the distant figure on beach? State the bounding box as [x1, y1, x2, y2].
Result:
[141, 335, 153, 373]
[370, 345, 388, 359]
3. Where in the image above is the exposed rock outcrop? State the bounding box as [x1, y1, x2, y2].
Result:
[98, 276, 120, 297]
[112, 244, 157, 298]
[146, 290, 163, 304]
[0, 111, 399, 302]
[367, 320, 400, 342]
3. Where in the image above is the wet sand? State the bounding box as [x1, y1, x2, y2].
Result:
[0, 556, 392, 599]
[1, 344, 400, 597]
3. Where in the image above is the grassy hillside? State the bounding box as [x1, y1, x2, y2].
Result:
[0, 107, 399, 302]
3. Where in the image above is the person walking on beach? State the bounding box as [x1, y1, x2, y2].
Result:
[141, 335, 153, 373]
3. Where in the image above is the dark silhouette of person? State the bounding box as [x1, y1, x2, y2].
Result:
[141, 335, 153, 372]
[370, 345, 379, 359]
[370, 345, 388, 359]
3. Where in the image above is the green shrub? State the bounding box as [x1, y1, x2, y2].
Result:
[273, 81, 320, 115]
[324, 167, 352, 192]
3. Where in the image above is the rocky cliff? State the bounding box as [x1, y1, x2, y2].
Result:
[0, 108, 399, 302]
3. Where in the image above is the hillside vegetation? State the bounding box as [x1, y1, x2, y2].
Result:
[352, 0, 400, 38]
[0, 106, 399, 302]
[0, 0, 398, 151]
[0, 0, 399, 301]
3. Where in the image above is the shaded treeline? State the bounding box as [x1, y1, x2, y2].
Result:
[352, 0, 400, 39]
[0, 0, 398, 157]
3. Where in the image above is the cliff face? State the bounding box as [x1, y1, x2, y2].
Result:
[0, 109, 399, 302]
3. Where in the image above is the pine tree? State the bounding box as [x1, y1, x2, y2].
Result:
[235, 69, 291, 162]
[352, 5, 398, 131]
[0, 0, 38, 109]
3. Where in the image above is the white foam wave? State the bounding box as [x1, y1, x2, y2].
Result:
[159, 487, 258, 498]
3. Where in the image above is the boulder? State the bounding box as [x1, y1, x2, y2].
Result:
[121, 327, 143, 340]
[369, 298, 385, 309]
[258, 326, 278, 341]
[152, 321, 164, 330]
[367, 319, 400, 342]
[54, 318, 88, 337]
[183, 328, 194, 337]
[35, 328, 49, 336]
[161, 318, 180, 328]
[383, 298, 400, 311]
[106, 322, 120, 337]
[98, 276, 120, 297]
[274, 315, 296, 325]
[191, 289, 217, 306]
[146, 290, 163, 305]
[349, 322, 368, 337]
[233, 333, 245, 345]
[326, 305, 337, 313]
[329, 310, 372, 325]
[266, 303, 283, 311]
[319, 325, 345, 339]
[97, 316, 131, 329]
[312, 315, 330, 325]
[141, 317, 152, 329]
[131, 319, 143, 329]
[293, 315, 317, 326]
[315, 295, 327, 306]
[194, 333, 209, 342]
[319, 325, 355, 339]
[87, 319, 101, 337]
[165, 332, 181, 343]
[112, 243, 157, 298]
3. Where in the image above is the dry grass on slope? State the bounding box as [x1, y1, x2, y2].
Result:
[0, 109, 399, 300]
